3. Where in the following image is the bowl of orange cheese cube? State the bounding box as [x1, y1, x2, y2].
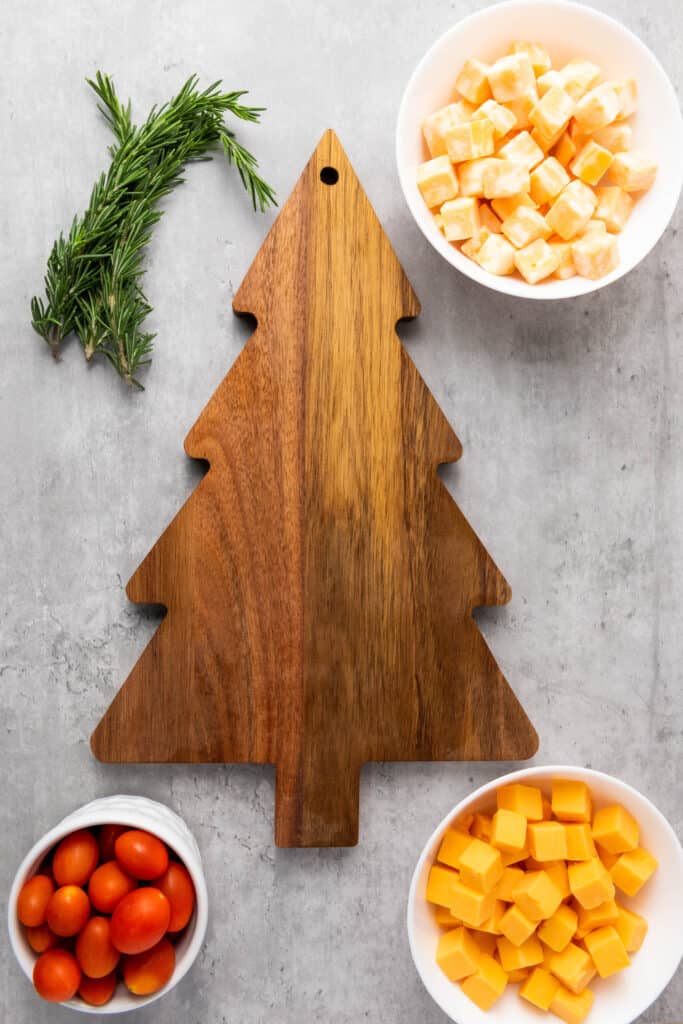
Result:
[396, 0, 683, 297]
[407, 766, 683, 1024]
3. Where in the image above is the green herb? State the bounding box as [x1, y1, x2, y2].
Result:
[31, 72, 276, 388]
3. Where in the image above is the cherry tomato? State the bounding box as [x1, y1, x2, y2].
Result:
[88, 860, 136, 914]
[156, 862, 195, 932]
[115, 830, 168, 880]
[75, 916, 120, 978]
[98, 824, 127, 862]
[122, 938, 175, 995]
[78, 971, 117, 1006]
[26, 923, 59, 953]
[46, 885, 91, 937]
[53, 829, 99, 887]
[110, 888, 170, 955]
[33, 948, 81, 1002]
[17, 874, 54, 927]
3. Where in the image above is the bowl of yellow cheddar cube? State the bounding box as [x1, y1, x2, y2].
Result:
[396, 0, 683, 297]
[407, 766, 683, 1024]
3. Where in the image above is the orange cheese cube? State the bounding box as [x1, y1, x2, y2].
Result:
[593, 122, 632, 153]
[614, 905, 648, 953]
[457, 157, 498, 197]
[416, 156, 459, 208]
[529, 86, 575, 140]
[550, 239, 576, 279]
[574, 83, 621, 131]
[552, 780, 592, 823]
[550, 985, 594, 1024]
[445, 120, 495, 164]
[427, 864, 458, 907]
[460, 953, 508, 1010]
[592, 805, 639, 854]
[423, 101, 476, 157]
[435, 906, 462, 928]
[513, 870, 564, 921]
[598, 846, 620, 870]
[437, 829, 473, 870]
[436, 926, 482, 981]
[488, 53, 536, 102]
[491, 191, 537, 222]
[476, 899, 507, 935]
[564, 824, 597, 861]
[471, 930, 498, 957]
[499, 903, 537, 946]
[475, 233, 517, 276]
[575, 898, 619, 938]
[491, 808, 528, 853]
[471, 813, 493, 842]
[571, 139, 614, 185]
[583, 924, 630, 978]
[461, 226, 492, 260]
[557, 59, 601, 101]
[538, 904, 578, 952]
[530, 157, 570, 205]
[507, 967, 531, 984]
[496, 866, 525, 902]
[473, 99, 517, 138]
[498, 129, 545, 170]
[520, 966, 560, 1010]
[455, 58, 492, 106]
[510, 40, 552, 75]
[594, 185, 634, 232]
[450, 876, 496, 927]
[544, 861, 570, 900]
[482, 160, 530, 199]
[500, 844, 531, 867]
[502, 207, 551, 249]
[546, 180, 597, 240]
[528, 821, 568, 861]
[531, 125, 564, 154]
[479, 202, 503, 234]
[505, 90, 538, 130]
[568, 858, 615, 909]
[548, 942, 596, 994]
[514, 238, 559, 283]
[610, 151, 658, 192]
[440, 197, 480, 241]
[610, 847, 658, 896]
[497, 933, 544, 972]
[458, 837, 503, 892]
[553, 131, 577, 168]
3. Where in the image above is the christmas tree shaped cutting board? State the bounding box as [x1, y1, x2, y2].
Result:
[91, 130, 538, 847]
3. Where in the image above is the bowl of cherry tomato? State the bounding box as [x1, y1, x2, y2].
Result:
[8, 794, 208, 1013]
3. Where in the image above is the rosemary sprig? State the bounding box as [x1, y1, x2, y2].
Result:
[31, 72, 276, 388]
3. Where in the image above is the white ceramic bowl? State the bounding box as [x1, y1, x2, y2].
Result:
[407, 766, 683, 1024]
[396, 0, 683, 298]
[8, 795, 209, 1014]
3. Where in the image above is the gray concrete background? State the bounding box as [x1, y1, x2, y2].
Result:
[1, 0, 681, 1020]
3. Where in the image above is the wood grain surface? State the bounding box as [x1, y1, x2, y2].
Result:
[91, 130, 538, 846]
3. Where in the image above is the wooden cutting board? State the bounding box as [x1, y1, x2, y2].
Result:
[91, 130, 538, 846]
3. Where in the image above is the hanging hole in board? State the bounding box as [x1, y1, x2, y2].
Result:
[320, 166, 339, 185]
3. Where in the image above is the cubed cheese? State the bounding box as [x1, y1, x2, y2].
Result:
[548, 942, 596, 994]
[529, 86, 575, 140]
[502, 207, 551, 248]
[496, 866, 526, 902]
[583, 925, 630, 978]
[436, 926, 482, 981]
[520, 966, 560, 1010]
[458, 837, 503, 892]
[593, 122, 632, 153]
[455, 58, 492, 105]
[504, 90, 538, 130]
[549, 239, 576, 279]
[570, 139, 614, 185]
[537, 69, 562, 97]
[528, 821, 569, 861]
[568, 858, 615, 909]
[440, 197, 481, 241]
[475, 233, 517, 276]
[491, 808, 528, 853]
[557, 59, 601, 101]
[416, 155, 459, 208]
[488, 52, 537, 102]
[498, 783, 544, 820]
[510, 40, 552, 75]
[552, 780, 592, 822]
[435, 905, 462, 928]
[610, 847, 658, 896]
[550, 985, 594, 1024]
[473, 99, 518, 138]
[610, 151, 658, 191]
[512, 870, 564, 921]
[538, 904, 578, 952]
[437, 828, 473, 869]
[457, 157, 498, 197]
[422, 101, 476, 157]
[574, 83, 621, 131]
[445, 120, 496, 163]
[564, 823, 597, 861]
[450, 876, 496, 927]
[460, 953, 508, 1010]
[483, 159, 530, 199]
[499, 903, 537, 947]
[514, 238, 560, 283]
[498, 129, 545, 170]
[553, 131, 577, 168]
[614, 905, 648, 953]
[546, 180, 598, 240]
[592, 805, 639, 854]
[426, 864, 458, 907]
[611, 77, 638, 118]
[491, 191, 537, 222]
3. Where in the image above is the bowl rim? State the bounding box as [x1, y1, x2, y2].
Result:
[407, 764, 683, 1024]
[395, 0, 683, 300]
[7, 796, 209, 1015]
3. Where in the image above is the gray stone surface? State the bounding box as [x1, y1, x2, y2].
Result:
[1, 0, 681, 1020]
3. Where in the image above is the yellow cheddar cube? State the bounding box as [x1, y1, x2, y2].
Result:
[610, 847, 658, 896]
[491, 191, 537, 222]
[552, 780, 592, 823]
[471, 813, 493, 842]
[436, 926, 482, 981]
[505, 90, 538, 130]
[458, 837, 503, 892]
[593, 121, 632, 153]
[498, 129, 545, 170]
[491, 808, 528, 853]
[549, 239, 576, 279]
[544, 861, 570, 900]
[441, 197, 480, 241]
[568, 858, 615, 909]
[548, 942, 596, 994]
[422, 101, 476, 157]
[427, 864, 458, 907]
[455, 58, 492, 106]
[435, 905, 462, 928]
[445, 119, 496, 163]
[450, 876, 496, 927]
[538, 904, 578, 953]
[416, 155, 459, 208]
[475, 233, 517, 275]
[437, 828, 473, 870]
[497, 933, 544, 972]
[570, 139, 614, 185]
[498, 783, 544, 821]
[499, 903, 537, 946]
[476, 899, 507, 935]
[546, 180, 597, 240]
[537, 69, 562, 97]
[520, 966, 560, 1010]
[614, 905, 648, 953]
[610, 151, 658, 192]
[594, 186, 634, 233]
[530, 157, 570, 205]
[550, 985, 594, 1024]
[471, 930, 498, 957]
[457, 157, 498, 197]
[461, 227, 491, 260]
[575, 898, 619, 938]
[460, 953, 508, 1010]
[553, 131, 577, 168]
[611, 77, 638, 118]
[513, 870, 564, 922]
[558, 59, 601, 101]
[514, 238, 559, 283]
[574, 229, 620, 277]
[529, 821, 569, 861]
[496, 866, 525, 902]
[510, 40, 552, 75]
[529, 86, 575, 140]
[482, 160, 530, 199]
[479, 202, 503, 234]
[488, 52, 536, 102]
[502, 207, 551, 249]
[507, 967, 531, 984]
[592, 804, 639, 854]
[564, 824, 597, 861]
[531, 125, 564, 154]
[574, 83, 621, 131]
[584, 924, 630, 978]
[473, 99, 517, 138]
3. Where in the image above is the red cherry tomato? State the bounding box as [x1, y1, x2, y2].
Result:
[53, 830, 99, 887]
[46, 886, 91, 937]
[26, 923, 59, 953]
[122, 938, 175, 995]
[110, 888, 170, 955]
[156, 862, 195, 932]
[88, 860, 136, 914]
[98, 824, 127, 862]
[17, 874, 54, 927]
[78, 971, 117, 1006]
[75, 917, 120, 979]
[33, 948, 82, 1002]
[115, 830, 168, 880]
